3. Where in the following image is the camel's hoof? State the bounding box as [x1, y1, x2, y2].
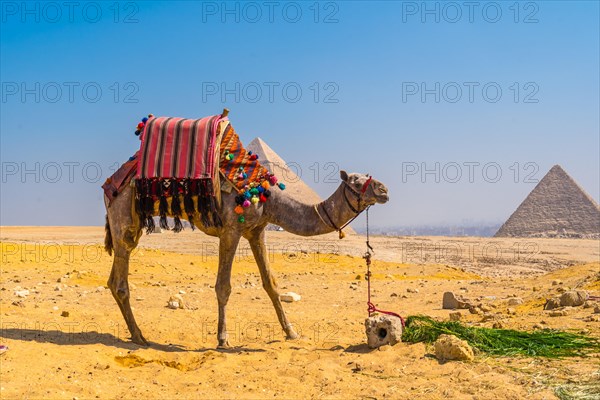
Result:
[286, 331, 300, 340]
[131, 334, 149, 346]
[217, 338, 232, 349]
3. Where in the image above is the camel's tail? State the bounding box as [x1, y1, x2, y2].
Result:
[104, 214, 113, 256]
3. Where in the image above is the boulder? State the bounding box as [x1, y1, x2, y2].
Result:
[559, 290, 588, 307]
[365, 315, 403, 349]
[507, 297, 524, 306]
[434, 334, 474, 362]
[442, 292, 472, 310]
[280, 292, 301, 302]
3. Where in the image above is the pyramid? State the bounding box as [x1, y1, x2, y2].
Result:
[495, 165, 600, 238]
[246, 137, 355, 234]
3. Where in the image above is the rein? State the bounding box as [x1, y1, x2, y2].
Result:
[315, 176, 372, 239]
[364, 207, 405, 327]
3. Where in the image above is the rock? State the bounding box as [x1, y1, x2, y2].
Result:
[355, 275, 362, 280]
[449, 311, 462, 322]
[167, 294, 185, 309]
[390, 293, 398, 297]
[492, 321, 504, 329]
[12, 300, 25, 307]
[280, 292, 301, 302]
[365, 315, 403, 349]
[468, 306, 481, 315]
[480, 304, 492, 313]
[442, 292, 472, 310]
[433, 334, 474, 362]
[95, 286, 105, 292]
[583, 301, 595, 309]
[552, 279, 562, 286]
[559, 290, 588, 307]
[507, 308, 516, 315]
[407, 288, 419, 294]
[548, 309, 568, 317]
[61, 311, 70, 317]
[544, 297, 561, 310]
[533, 323, 544, 329]
[594, 306, 600, 314]
[584, 315, 600, 322]
[14, 289, 29, 298]
[507, 297, 524, 306]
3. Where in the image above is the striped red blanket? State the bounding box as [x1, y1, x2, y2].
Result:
[134, 114, 227, 232]
[136, 115, 222, 179]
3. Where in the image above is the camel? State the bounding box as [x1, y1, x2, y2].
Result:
[104, 169, 389, 347]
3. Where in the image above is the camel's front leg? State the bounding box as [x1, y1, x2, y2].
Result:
[248, 229, 299, 340]
[215, 233, 241, 348]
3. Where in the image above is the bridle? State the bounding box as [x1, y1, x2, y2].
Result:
[315, 175, 373, 239]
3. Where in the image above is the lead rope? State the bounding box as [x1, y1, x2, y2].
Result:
[364, 207, 405, 327]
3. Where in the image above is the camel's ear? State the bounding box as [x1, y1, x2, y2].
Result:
[340, 170, 349, 182]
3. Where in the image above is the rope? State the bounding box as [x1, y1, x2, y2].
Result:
[364, 207, 405, 327]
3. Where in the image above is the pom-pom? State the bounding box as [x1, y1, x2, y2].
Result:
[248, 151, 253, 155]
[250, 188, 259, 195]
[264, 190, 271, 198]
[137, 122, 145, 129]
[148, 114, 154, 118]
[227, 153, 234, 161]
[235, 195, 244, 205]
[238, 216, 245, 223]
[243, 199, 251, 208]
[269, 176, 278, 185]
[135, 130, 141, 136]
[251, 196, 259, 205]
[257, 186, 265, 193]
[234, 205, 244, 214]
[244, 191, 252, 199]
[238, 166, 244, 171]
[259, 194, 267, 203]
[261, 181, 270, 189]
[243, 173, 247, 179]
[249, 154, 258, 161]
[238, 173, 244, 180]
[278, 183, 286, 190]
[142, 117, 148, 123]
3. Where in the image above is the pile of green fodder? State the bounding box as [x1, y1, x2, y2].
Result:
[402, 315, 600, 358]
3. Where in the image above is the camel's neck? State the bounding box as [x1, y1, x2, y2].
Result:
[265, 183, 360, 236]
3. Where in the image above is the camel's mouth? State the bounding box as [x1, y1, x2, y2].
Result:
[375, 193, 389, 204]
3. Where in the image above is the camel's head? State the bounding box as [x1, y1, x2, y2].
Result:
[340, 170, 389, 206]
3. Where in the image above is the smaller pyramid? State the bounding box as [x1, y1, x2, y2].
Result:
[246, 137, 355, 234]
[495, 165, 600, 238]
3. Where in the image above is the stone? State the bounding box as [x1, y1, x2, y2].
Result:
[61, 311, 70, 317]
[594, 306, 600, 314]
[280, 292, 301, 302]
[507, 308, 516, 315]
[14, 289, 29, 298]
[549, 309, 568, 317]
[390, 293, 398, 297]
[365, 315, 403, 349]
[442, 292, 472, 310]
[559, 290, 588, 307]
[407, 288, 419, 293]
[584, 315, 600, 322]
[434, 334, 474, 362]
[544, 297, 561, 310]
[480, 304, 492, 313]
[533, 323, 544, 329]
[507, 297, 524, 306]
[12, 300, 25, 307]
[449, 311, 462, 322]
[167, 294, 185, 309]
[552, 280, 562, 286]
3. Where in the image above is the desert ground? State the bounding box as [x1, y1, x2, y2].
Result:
[1, 226, 599, 399]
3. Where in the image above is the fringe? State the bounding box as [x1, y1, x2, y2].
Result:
[134, 177, 221, 234]
[183, 180, 196, 231]
[158, 180, 170, 230]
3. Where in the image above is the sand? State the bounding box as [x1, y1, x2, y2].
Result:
[1, 227, 599, 399]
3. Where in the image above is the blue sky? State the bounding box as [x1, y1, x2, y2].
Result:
[1, 1, 598, 229]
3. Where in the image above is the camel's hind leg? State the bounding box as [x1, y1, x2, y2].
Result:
[247, 228, 299, 340]
[104, 187, 146, 345]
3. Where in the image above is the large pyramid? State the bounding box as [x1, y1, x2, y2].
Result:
[246, 137, 355, 234]
[495, 165, 600, 238]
